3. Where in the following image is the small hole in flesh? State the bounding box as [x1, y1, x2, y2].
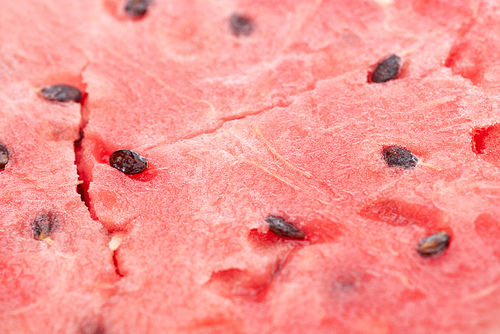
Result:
[471, 124, 500, 166]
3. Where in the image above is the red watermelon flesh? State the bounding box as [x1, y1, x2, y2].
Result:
[0, 1, 116, 333]
[445, 0, 500, 93]
[3, 0, 500, 333]
[0, 77, 117, 332]
[83, 68, 500, 333]
[80, 0, 478, 150]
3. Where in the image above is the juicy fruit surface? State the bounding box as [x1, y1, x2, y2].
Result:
[0, 68, 116, 333]
[90, 70, 500, 334]
[3, 0, 500, 333]
[0, 1, 117, 333]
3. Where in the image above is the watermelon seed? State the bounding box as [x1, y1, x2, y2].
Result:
[382, 145, 418, 169]
[265, 215, 306, 240]
[334, 273, 361, 294]
[32, 211, 58, 245]
[0, 143, 9, 170]
[110, 149, 148, 174]
[229, 13, 254, 37]
[370, 54, 401, 83]
[79, 321, 106, 334]
[39, 85, 82, 103]
[125, 0, 149, 18]
[417, 231, 450, 257]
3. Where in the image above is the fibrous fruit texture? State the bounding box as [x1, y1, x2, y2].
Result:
[2, 0, 500, 333]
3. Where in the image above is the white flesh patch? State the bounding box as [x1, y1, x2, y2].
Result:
[109, 235, 123, 251]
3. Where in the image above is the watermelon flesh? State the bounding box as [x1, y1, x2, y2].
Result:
[85, 69, 500, 333]
[0, 2, 117, 332]
[3, 0, 500, 333]
[0, 57, 116, 334]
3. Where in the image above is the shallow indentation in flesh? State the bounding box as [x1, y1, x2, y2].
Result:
[472, 123, 500, 166]
[359, 198, 443, 229]
[444, 36, 484, 85]
[204, 268, 270, 301]
[89, 139, 113, 165]
[247, 228, 283, 250]
[474, 213, 500, 260]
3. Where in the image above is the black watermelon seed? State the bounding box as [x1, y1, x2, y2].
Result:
[110, 149, 148, 174]
[80, 322, 106, 334]
[32, 211, 58, 241]
[125, 0, 149, 18]
[265, 215, 305, 240]
[382, 145, 418, 169]
[229, 13, 254, 37]
[0, 143, 9, 170]
[371, 54, 401, 83]
[417, 231, 450, 257]
[39, 85, 82, 103]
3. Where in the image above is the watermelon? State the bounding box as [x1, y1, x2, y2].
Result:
[2, 0, 500, 333]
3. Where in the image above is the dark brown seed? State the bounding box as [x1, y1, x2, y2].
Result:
[39, 85, 82, 102]
[371, 54, 401, 83]
[0, 143, 9, 170]
[80, 321, 106, 334]
[229, 13, 254, 37]
[125, 0, 149, 18]
[32, 211, 58, 241]
[382, 145, 418, 169]
[110, 149, 148, 174]
[265, 215, 305, 240]
[417, 231, 450, 257]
